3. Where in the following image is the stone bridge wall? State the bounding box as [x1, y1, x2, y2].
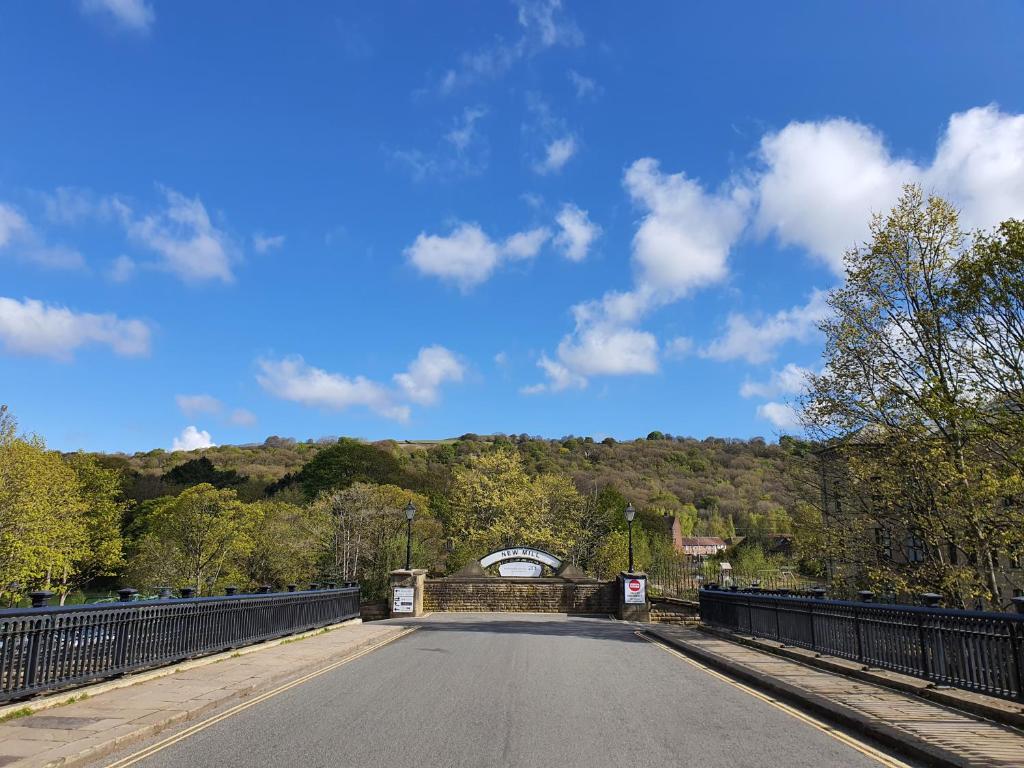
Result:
[423, 577, 616, 614]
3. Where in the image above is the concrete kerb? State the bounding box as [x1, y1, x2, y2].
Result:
[645, 626, 985, 768]
[693, 623, 1024, 730]
[0, 617, 363, 723]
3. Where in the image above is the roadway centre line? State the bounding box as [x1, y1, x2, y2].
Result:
[637, 632, 911, 768]
[103, 627, 419, 768]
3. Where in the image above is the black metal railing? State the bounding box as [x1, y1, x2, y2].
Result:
[699, 588, 1024, 702]
[0, 586, 360, 702]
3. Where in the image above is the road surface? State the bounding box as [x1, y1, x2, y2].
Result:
[108, 614, 908, 768]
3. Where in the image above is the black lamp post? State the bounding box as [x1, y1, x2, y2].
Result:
[624, 502, 636, 573]
[404, 501, 416, 570]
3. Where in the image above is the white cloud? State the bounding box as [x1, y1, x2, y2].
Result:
[757, 402, 801, 431]
[40, 187, 120, 225]
[625, 158, 750, 305]
[126, 188, 235, 283]
[393, 346, 465, 405]
[534, 136, 576, 175]
[554, 203, 600, 262]
[664, 336, 694, 360]
[258, 356, 409, 422]
[755, 119, 913, 272]
[740, 363, 814, 399]
[229, 408, 257, 427]
[0, 204, 85, 270]
[404, 222, 549, 290]
[494, 351, 509, 366]
[252, 233, 285, 254]
[438, 0, 581, 93]
[172, 426, 215, 452]
[176, 394, 223, 417]
[502, 227, 551, 260]
[81, 0, 154, 33]
[522, 355, 587, 394]
[568, 70, 597, 100]
[257, 346, 466, 422]
[925, 106, 1024, 230]
[755, 105, 1024, 273]
[108, 255, 136, 283]
[445, 106, 488, 152]
[0, 296, 150, 361]
[556, 326, 659, 377]
[702, 290, 829, 365]
[0, 204, 29, 248]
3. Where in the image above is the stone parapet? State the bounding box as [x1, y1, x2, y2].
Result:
[423, 577, 616, 614]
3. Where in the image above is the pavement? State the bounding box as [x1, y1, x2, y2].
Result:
[648, 624, 1024, 768]
[0, 620, 408, 768]
[93, 613, 909, 768]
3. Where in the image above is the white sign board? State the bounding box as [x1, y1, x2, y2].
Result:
[498, 561, 543, 578]
[392, 586, 414, 613]
[479, 547, 562, 570]
[623, 577, 646, 604]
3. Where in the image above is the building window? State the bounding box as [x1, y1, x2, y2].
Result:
[875, 527, 893, 562]
[905, 531, 926, 563]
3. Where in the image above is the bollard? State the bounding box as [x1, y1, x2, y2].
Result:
[179, 587, 195, 598]
[29, 590, 54, 608]
[225, 586, 238, 596]
[920, 593, 942, 607]
[286, 584, 297, 592]
[811, 587, 827, 599]
[858, 590, 874, 603]
[257, 585, 272, 594]
[118, 588, 139, 603]
[157, 586, 173, 600]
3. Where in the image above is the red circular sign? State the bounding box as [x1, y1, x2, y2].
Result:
[628, 579, 641, 592]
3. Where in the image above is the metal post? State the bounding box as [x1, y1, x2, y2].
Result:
[157, 587, 172, 600]
[287, 584, 297, 592]
[225, 586, 238, 596]
[405, 516, 413, 571]
[29, 590, 53, 608]
[921, 593, 942, 607]
[118, 588, 138, 603]
[257, 585, 272, 594]
[179, 587, 195, 598]
[627, 518, 634, 574]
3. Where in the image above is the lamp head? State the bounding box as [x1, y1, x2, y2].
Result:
[624, 502, 636, 523]
[405, 501, 417, 521]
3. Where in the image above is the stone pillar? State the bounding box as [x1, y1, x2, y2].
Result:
[616, 571, 650, 622]
[389, 569, 428, 618]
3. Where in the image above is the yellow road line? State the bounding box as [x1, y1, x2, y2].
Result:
[637, 632, 911, 768]
[104, 627, 418, 768]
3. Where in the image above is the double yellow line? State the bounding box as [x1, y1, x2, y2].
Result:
[638, 632, 911, 768]
[105, 627, 418, 767]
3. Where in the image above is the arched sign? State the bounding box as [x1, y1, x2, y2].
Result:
[479, 547, 562, 571]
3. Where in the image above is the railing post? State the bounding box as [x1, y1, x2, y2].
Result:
[179, 587, 195, 598]
[921, 593, 942, 607]
[257, 585, 272, 594]
[157, 586, 173, 600]
[286, 584, 297, 592]
[854, 602, 864, 664]
[225, 586, 238, 596]
[29, 590, 53, 608]
[118, 588, 138, 603]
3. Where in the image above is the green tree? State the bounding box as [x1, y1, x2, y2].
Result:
[295, 440, 403, 498]
[591, 529, 651, 579]
[129, 484, 250, 594]
[803, 187, 1024, 605]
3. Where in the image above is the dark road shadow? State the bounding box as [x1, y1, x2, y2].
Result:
[378, 614, 647, 643]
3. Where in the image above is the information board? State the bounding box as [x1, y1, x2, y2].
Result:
[392, 586, 415, 613]
[623, 577, 646, 604]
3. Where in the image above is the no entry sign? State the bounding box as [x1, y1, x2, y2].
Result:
[624, 576, 646, 604]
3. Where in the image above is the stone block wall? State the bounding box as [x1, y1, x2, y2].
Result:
[423, 577, 616, 614]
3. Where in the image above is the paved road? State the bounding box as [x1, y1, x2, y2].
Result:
[118, 614, 903, 768]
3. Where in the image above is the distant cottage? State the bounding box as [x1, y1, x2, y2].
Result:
[678, 536, 728, 557]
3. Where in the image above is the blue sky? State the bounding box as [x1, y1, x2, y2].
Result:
[2, 1, 1023, 452]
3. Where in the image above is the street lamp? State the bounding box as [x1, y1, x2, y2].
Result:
[404, 501, 417, 570]
[624, 502, 636, 573]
